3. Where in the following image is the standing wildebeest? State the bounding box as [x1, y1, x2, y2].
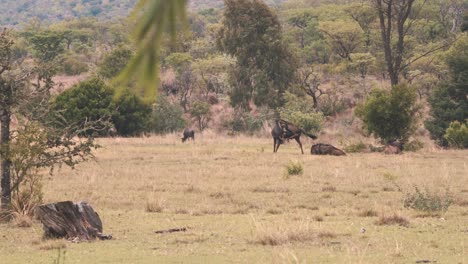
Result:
[181, 128, 195, 142]
[271, 119, 317, 154]
[311, 143, 346, 156]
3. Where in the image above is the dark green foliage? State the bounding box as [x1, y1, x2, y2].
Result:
[50, 78, 114, 136]
[355, 84, 420, 144]
[99, 46, 133, 79]
[444, 120, 468, 149]
[403, 140, 424, 152]
[278, 92, 324, 134]
[61, 54, 88, 75]
[223, 109, 267, 134]
[112, 91, 152, 136]
[190, 101, 211, 131]
[51, 77, 152, 136]
[425, 36, 468, 146]
[404, 186, 453, 214]
[25, 30, 66, 62]
[218, 0, 296, 109]
[150, 95, 186, 134]
[344, 141, 368, 153]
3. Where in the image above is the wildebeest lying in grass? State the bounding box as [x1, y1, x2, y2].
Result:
[271, 119, 317, 154]
[181, 129, 195, 142]
[311, 143, 346, 156]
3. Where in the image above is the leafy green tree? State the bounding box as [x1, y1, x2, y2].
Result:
[319, 20, 363, 61]
[278, 92, 324, 134]
[1, 30, 97, 214]
[150, 95, 186, 134]
[112, 91, 152, 136]
[444, 120, 468, 149]
[217, 0, 296, 109]
[190, 101, 211, 131]
[370, 0, 450, 86]
[50, 78, 114, 136]
[425, 36, 468, 146]
[61, 53, 89, 75]
[355, 84, 420, 145]
[99, 46, 133, 79]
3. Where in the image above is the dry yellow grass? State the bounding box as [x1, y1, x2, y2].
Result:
[0, 134, 467, 263]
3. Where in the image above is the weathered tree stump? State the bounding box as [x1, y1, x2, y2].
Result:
[36, 201, 111, 241]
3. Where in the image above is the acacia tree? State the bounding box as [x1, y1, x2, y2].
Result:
[1, 30, 97, 216]
[217, 0, 296, 110]
[319, 20, 363, 61]
[371, 0, 451, 86]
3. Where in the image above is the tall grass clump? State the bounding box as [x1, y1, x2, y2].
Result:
[284, 160, 303, 177]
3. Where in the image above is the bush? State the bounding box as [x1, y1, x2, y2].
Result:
[355, 84, 420, 144]
[224, 109, 267, 134]
[403, 186, 453, 214]
[61, 54, 88, 75]
[50, 78, 113, 136]
[150, 95, 186, 134]
[112, 90, 152, 136]
[403, 140, 424, 152]
[284, 160, 303, 177]
[344, 141, 367, 153]
[51, 78, 152, 136]
[279, 92, 324, 134]
[190, 101, 212, 131]
[444, 120, 468, 148]
[98, 46, 133, 79]
[425, 36, 468, 146]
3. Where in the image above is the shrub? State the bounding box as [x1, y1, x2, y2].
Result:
[112, 90, 152, 136]
[403, 186, 453, 214]
[190, 101, 212, 131]
[403, 140, 424, 152]
[61, 54, 88, 75]
[425, 36, 468, 146]
[355, 84, 420, 144]
[98, 46, 133, 79]
[284, 160, 303, 177]
[344, 141, 367, 153]
[150, 95, 186, 134]
[279, 92, 324, 134]
[444, 120, 468, 149]
[224, 109, 267, 134]
[51, 78, 152, 136]
[50, 78, 113, 136]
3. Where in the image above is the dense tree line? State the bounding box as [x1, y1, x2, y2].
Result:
[1, 0, 467, 219]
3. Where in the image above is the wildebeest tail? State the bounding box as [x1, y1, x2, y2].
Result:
[302, 130, 317, 139]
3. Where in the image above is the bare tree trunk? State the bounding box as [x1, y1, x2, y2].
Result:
[0, 107, 11, 211]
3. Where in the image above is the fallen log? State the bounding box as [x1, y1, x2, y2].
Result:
[36, 201, 111, 241]
[154, 227, 188, 234]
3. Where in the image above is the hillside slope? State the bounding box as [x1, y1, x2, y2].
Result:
[0, 0, 286, 27]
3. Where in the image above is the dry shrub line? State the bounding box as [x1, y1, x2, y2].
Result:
[403, 186, 453, 214]
[375, 213, 410, 227]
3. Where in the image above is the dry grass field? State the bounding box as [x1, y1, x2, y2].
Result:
[1, 134, 467, 263]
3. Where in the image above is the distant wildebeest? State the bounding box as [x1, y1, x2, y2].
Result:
[181, 128, 195, 142]
[107, 125, 117, 138]
[271, 119, 317, 154]
[311, 143, 346, 156]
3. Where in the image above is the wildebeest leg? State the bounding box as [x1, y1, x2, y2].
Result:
[294, 137, 304, 154]
[274, 138, 281, 153]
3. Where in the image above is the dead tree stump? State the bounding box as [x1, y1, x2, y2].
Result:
[36, 201, 111, 241]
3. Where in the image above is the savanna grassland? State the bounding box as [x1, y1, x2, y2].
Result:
[0, 134, 467, 263]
